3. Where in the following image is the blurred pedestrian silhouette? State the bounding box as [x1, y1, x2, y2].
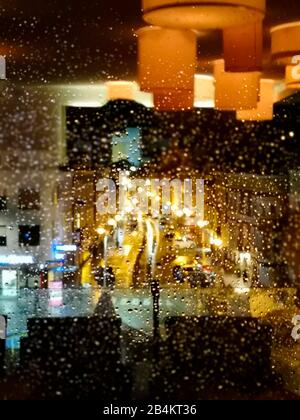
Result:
[243, 270, 250, 286]
[94, 266, 104, 286]
[94, 291, 117, 318]
[106, 266, 116, 290]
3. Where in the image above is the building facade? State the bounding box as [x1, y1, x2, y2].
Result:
[211, 173, 289, 287]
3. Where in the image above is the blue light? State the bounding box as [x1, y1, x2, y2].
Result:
[54, 245, 77, 252]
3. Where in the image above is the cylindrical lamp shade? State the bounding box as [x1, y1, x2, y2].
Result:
[236, 79, 275, 121]
[142, 0, 266, 30]
[286, 62, 300, 88]
[223, 22, 263, 72]
[153, 90, 194, 110]
[138, 27, 197, 111]
[271, 22, 300, 65]
[106, 81, 136, 101]
[214, 59, 260, 111]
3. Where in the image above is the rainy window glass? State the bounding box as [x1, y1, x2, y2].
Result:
[18, 188, 40, 211]
[0, 227, 7, 247]
[0, 0, 299, 405]
[0, 197, 7, 212]
[18, 225, 40, 247]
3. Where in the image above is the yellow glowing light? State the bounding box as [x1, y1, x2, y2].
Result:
[125, 205, 133, 213]
[121, 177, 132, 188]
[240, 252, 252, 263]
[174, 256, 188, 266]
[214, 239, 223, 247]
[107, 218, 117, 227]
[132, 197, 139, 205]
[202, 248, 212, 254]
[175, 210, 184, 217]
[96, 227, 107, 235]
[115, 215, 122, 222]
[210, 237, 223, 247]
[183, 208, 193, 217]
[234, 286, 250, 295]
[123, 245, 132, 256]
[197, 220, 209, 228]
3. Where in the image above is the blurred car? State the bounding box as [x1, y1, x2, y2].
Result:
[172, 261, 216, 288]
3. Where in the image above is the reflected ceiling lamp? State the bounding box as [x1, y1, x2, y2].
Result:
[271, 22, 300, 89]
[142, 0, 266, 30]
[137, 26, 197, 111]
[140, 0, 266, 112]
[223, 22, 263, 72]
[236, 79, 275, 121]
[106, 81, 136, 101]
[214, 59, 260, 111]
[142, 1, 265, 73]
[285, 61, 300, 89]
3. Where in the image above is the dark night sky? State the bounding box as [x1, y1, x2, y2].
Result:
[1, 0, 300, 83]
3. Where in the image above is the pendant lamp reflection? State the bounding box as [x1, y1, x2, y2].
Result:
[138, 26, 197, 111]
[106, 81, 136, 101]
[142, 0, 266, 30]
[214, 59, 260, 111]
[236, 79, 275, 121]
[223, 22, 263, 72]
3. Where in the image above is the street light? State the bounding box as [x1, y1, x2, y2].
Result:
[96, 227, 107, 236]
[96, 227, 109, 288]
[197, 220, 209, 228]
[107, 218, 117, 227]
[210, 236, 223, 247]
[150, 278, 160, 342]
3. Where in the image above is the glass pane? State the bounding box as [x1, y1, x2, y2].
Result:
[0, 0, 299, 404]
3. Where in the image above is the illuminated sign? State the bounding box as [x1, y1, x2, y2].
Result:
[54, 245, 77, 252]
[0, 255, 34, 265]
[49, 281, 63, 307]
[54, 253, 65, 261]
